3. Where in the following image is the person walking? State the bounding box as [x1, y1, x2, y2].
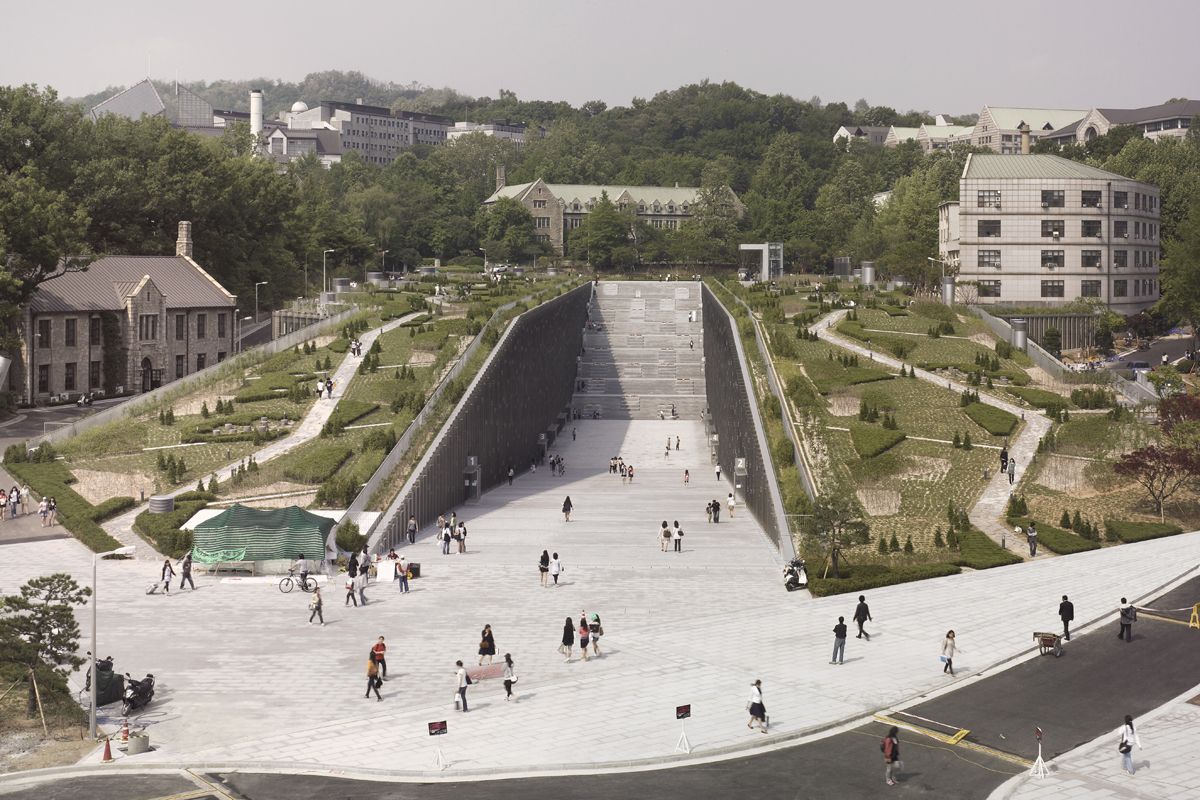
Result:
[559, 617, 574, 662]
[715, 464, 722, 482]
[325, 377, 333, 399]
[1118, 714, 1142, 774]
[38, 496, 48, 527]
[999, 446, 1009, 475]
[831, 616, 848, 665]
[727, 492, 736, 518]
[712, 498, 721, 523]
[179, 552, 196, 590]
[502, 653, 517, 701]
[539, 550, 550, 586]
[159, 559, 175, 594]
[941, 630, 959, 675]
[406, 515, 417, 544]
[578, 617, 590, 661]
[478, 624, 496, 666]
[20, 484, 30, 516]
[372, 636, 388, 680]
[441, 524, 452, 555]
[549, 552, 563, 585]
[507, 466, 514, 486]
[562, 495, 573, 522]
[315, 378, 324, 399]
[365, 652, 383, 701]
[705, 500, 713, 523]
[683, 469, 690, 486]
[396, 555, 409, 593]
[881, 726, 902, 786]
[456, 520, 467, 554]
[355, 568, 368, 605]
[345, 574, 358, 607]
[47, 498, 57, 526]
[572, 427, 576, 441]
[854, 595, 873, 640]
[588, 612, 602, 657]
[1026, 522, 1038, 557]
[455, 660, 471, 712]
[347, 552, 359, 581]
[626, 464, 633, 482]
[1007, 457, 1016, 485]
[747, 680, 767, 733]
[1059, 595, 1074, 641]
[660, 520, 670, 552]
[672, 521, 684, 553]
[308, 586, 325, 625]
[1118, 597, 1137, 642]
[675, 436, 680, 451]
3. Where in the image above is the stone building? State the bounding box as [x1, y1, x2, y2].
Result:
[938, 154, 1160, 314]
[13, 222, 237, 404]
[968, 106, 1088, 154]
[1041, 100, 1200, 146]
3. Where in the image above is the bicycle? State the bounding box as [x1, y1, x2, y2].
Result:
[279, 569, 316, 594]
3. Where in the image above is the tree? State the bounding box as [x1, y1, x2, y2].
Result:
[1161, 196, 1200, 330]
[568, 191, 632, 267]
[1114, 444, 1198, 521]
[1041, 327, 1062, 358]
[475, 197, 544, 263]
[0, 574, 91, 717]
[800, 493, 867, 579]
[1147, 365, 1184, 398]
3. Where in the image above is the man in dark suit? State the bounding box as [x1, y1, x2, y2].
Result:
[854, 595, 873, 640]
[1058, 595, 1074, 641]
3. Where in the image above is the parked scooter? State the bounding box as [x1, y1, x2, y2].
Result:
[121, 673, 155, 716]
[783, 558, 808, 592]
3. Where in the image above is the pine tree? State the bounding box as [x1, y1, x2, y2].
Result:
[889, 534, 900, 552]
[1072, 510, 1083, 532]
[877, 536, 889, 555]
[201, 402, 209, 418]
[1060, 509, 1072, 528]
[963, 432, 973, 450]
[952, 431, 961, 448]
[933, 528, 945, 548]
[903, 535, 914, 554]
[947, 528, 959, 549]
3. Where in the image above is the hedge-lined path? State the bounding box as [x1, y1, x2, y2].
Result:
[98, 311, 423, 561]
[0, 464, 70, 546]
[813, 310, 1053, 559]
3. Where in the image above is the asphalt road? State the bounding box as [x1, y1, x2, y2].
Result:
[1104, 334, 1194, 373]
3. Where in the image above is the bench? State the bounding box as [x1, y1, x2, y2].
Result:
[1033, 631, 1063, 657]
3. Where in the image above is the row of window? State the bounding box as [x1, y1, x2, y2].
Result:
[976, 189, 1156, 211]
[38, 313, 228, 348]
[976, 219, 1157, 239]
[975, 249, 1157, 269]
[563, 200, 691, 214]
[36, 353, 226, 394]
[976, 278, 1158, 300]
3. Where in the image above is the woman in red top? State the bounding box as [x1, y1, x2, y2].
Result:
[372, 636, 387, 680]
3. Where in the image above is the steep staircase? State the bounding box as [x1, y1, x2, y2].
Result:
[575, 281, 706, 420]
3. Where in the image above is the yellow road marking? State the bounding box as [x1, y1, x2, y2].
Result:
[874, 714, 1032, 768]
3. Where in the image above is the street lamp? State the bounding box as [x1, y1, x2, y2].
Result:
[479, 248, 487, 273]
[254, 281, 268, 323]
[90, 545, 135, 739]
[928, 256, 956, 304]
[380, 249, 389, 274]
[322, 249, 337, 295]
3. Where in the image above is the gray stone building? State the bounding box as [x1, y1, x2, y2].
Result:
[13, 222, 237, 404]
[282, 100, 451, 165]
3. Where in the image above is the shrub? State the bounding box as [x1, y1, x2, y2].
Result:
[336, 520, 366, 553]
[87, 496, 137, 522]
[808, 563, 961, 597]
[963, 403, 1018, 436]
[133, 498, 207, 558]
[1006, 494, 1029, 516]
[282, 442, 354, 484]
[1060, 509, 1072, 528]
[849, 424, 906, 458]
[1103, 519, 1184, 543]
[1008, 516, 1100, 555]
[327, 338, 350, 353]
[4, 461, 123, 553]
[1005, 386, 1071, 410]
[952, 526, 1023, 569]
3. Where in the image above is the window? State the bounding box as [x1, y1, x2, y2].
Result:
[196, 314, 207, 340]
[89, 361, 100, 389]
[196, 353, 207, 371]
[976, 190, 1001, 207]
[64, 362, 76, 391]
[176, 314, 186, 340]
[37, 319, 50, 348]
[1135, 193, 1142, 210]
[138, 314, 157, 341]
[978, 220, 1001, 237]
[1133, 279, 1140, 297]
[533, 200, 547, 208]
[978, 280, 1001, 298]
[1041, 190, 1065, 208]
[534, 216, 551, 229]
[1114, 191, 1129, 209]
[1114, 250, 1128, 268]
[1082, 250, 1102, 268]
[65, 319, 77, 347]
[38, 365, 49, 394]
[217, 351, 226, 363]
[1081, 220, 1102, 237]
[978, 250, 1001, 269]
[1114, 220, 1128, 239]
[1041, 280, 1065, 298]
[1041, 220, 1065, 237]
[1081, 280, 1101, 298]
[1041, 250, 1065, 268]
[217, 313, 227, 339]
[89, 317, 101, 346]
[666, 219, 678, 230]
[175, 355, 185, 379]
[1113, 279, 1128, 297]
[1081, 190, 1102, 208]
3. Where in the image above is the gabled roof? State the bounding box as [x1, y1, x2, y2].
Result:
[29, 255, 236, 314]
[962, 153, 1136, 181]
[886, 126, 921, 142]
[90, 78, 166, 122]
[485, 181, 707, 207]
[981, 106, 1087, 131]
[919, 123, 974, 140]
[1094, 100, 1200, 125]
[1044, 119, 1083, 139]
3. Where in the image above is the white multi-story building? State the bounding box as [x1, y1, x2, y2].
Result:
[283, 100, 450, 165]
[939, 154, 1160, 314]
[447, 120, 541, 145]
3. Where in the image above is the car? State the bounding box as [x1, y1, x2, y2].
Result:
[1128, 361, 1151, 370]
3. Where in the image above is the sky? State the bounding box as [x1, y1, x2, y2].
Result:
[4, 0, 1197, 113]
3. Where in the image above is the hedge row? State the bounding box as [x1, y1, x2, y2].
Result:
[849, 424, 906, 458]
[808, 562, 961, 597]
[1007, 516, 1101, 555]
[87, 495, 138, 522]
[234, 371, 310, 403]
[283, 442, 354, 484]
[963, 402, 1018, 436]
[180, 429, 288, 445]
[4, 461, 123, 553]
[1104, 519, 1184, 543]
[1005, 386, 1070, 409]
[329, 400, 377, 426]
[952, 526, 1023, 569]
[133, 497, 209, 558]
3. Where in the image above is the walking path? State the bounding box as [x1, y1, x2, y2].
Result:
[98, 312, 420, 560]
[814, 310, 1052, 557]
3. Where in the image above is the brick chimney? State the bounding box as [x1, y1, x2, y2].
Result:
[176, 221, 193, 258]
[495, 164, 506, 193]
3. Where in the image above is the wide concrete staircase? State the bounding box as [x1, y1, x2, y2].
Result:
[575, 281, 706, 420]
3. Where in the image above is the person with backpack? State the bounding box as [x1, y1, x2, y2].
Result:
[441, 524, 452, 555]
[660, 520, 671, 552]
[587, 611, 603, 657]
[881, 726, 901, 785]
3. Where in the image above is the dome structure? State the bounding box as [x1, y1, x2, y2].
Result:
[290, 100, 309, 113]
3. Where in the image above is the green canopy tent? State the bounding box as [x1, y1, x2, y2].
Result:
[193, 504, 334, 562]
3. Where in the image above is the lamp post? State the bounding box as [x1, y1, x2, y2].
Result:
[254, 281, 268, 323]
[380, 249, 389, 274]
[928, 256, 956, 304]
[322, 249, 337, 295]
[479, 248, 487, 274]
[90, 545, 136, 739]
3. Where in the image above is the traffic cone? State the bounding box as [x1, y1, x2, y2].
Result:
[100, 736, 113, 763]
[117, 719, 130, 750]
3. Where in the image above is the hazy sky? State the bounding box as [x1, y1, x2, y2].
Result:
[5, 0, 1197, 113]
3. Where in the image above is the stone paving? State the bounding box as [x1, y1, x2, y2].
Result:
[1, 417, 1197, 777]
[991, 688, 1200, 800]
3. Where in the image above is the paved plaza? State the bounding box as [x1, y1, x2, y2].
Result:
[0, 416, 1197, 780]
